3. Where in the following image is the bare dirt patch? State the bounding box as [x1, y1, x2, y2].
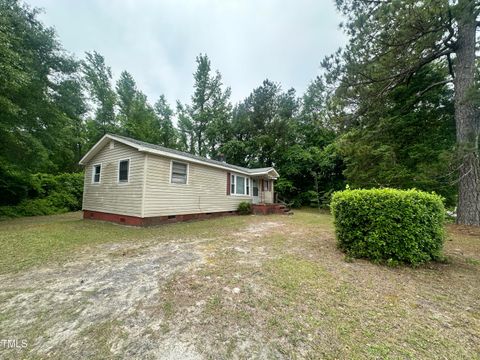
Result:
[0, 239, 204, 359]
[1, 211, 479, 359]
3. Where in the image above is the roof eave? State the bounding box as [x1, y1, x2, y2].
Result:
[79, 134, 279, 178]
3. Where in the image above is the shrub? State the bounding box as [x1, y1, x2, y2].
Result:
[330, 188, 445, 265]
[237, 201, 253, 215]
[0, 173, 84, 218]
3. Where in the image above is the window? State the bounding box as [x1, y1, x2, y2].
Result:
[236, 176, 245, 195]
[92, 164, 101, 183]
[118, 159, 129, 182]
[230, 174, 250, 196]
[171, 161, 188, 184]
[253, 179, 259, 196]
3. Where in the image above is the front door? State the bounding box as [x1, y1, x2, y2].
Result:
[252, 178, 260, 204]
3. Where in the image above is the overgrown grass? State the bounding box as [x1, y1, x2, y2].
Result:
[0, 212, 249, 274]
[0, 209, 479, 358]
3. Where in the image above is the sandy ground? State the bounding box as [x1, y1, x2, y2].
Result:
[0, 220, 285, 359]
[0, 239, 206, 359]
[1, 214, 479, 359]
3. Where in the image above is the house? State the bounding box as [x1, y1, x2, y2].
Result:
[79, 134, 283, 226]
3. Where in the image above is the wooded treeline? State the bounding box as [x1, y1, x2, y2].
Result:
[1, 0, 477, 221]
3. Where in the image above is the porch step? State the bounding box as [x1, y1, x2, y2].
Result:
[252, 203, 291, 215]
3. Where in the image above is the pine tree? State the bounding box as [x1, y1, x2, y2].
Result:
[330, 0, 480, 225]
[81, 51, 117, 137]
[154, 95, 178, 148]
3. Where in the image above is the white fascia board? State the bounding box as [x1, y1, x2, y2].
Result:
[78, 134, 110, 165]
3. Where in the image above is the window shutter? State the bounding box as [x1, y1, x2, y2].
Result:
[227, 172, 230, 195]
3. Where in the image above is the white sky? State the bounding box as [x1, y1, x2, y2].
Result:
[27, 0, 346, 107]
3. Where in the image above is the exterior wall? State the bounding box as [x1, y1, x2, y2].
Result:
[82, 141, 145, 217]
[143, 154, 252, 217]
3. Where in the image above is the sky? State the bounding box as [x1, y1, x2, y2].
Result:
[27, 0, 346, 107]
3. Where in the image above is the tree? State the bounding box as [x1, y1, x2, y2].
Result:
[337, 66, 456, 205]
[300, 76, 337, 148]
[81, 51, 117, 138]
[176, 101, 195, 153]
[52, 75, 88, 170]
[0, 0, 85, 204]
[114, 70, 161, 143]
[116, 71, 137, 122]
[154, 95, 178, 148]
[330, 0, 480, 225]
[189, 54, 232, 157]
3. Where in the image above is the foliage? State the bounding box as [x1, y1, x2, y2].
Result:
[154, 95, 178, 148]
[0, 0, 84, 178]
[81, 51, 117, 140]
[328, 0, 479, 224]
[237, 201, 253, 215]
[331, 188, 445, 265]
[178, 54, 232, 157]
[1, 0, 471, 219]
[336, 66, 457, 206]
[0, 173, 84, 218]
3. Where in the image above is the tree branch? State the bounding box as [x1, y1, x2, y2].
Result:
[447, 53, 455, 79]
[416, 79, 453, 97]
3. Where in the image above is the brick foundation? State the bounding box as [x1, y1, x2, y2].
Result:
[252, 203, 290, 215]
[83, 209, 238, 226]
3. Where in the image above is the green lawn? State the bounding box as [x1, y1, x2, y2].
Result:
[0, 210, 479, 359]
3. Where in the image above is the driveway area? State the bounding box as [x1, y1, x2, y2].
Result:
[0, 211, 479, 359]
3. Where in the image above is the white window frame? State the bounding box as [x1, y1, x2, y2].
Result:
[230, 173, 251, 196]
[92, 163, 102, 184]
[170, 160, 189, 185]
[118, 158, 131, 184]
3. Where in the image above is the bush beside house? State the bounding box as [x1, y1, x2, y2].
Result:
[237, 201, 253, 215]
[331, 188, 445, 265]
[0, 173, 84, 218]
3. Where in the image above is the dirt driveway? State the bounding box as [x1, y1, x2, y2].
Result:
[0, 238, 208, 359]
[0, 211, 479, 359]
[0, 215, 286, 359]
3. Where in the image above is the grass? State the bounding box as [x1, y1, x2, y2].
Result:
[0, 209, 479, 359]
[0, 211, 250, 274]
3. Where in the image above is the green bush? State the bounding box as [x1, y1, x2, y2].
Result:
[237, 201, 253, 215]
[330, 188, 445, 265]
[0, 173, 84, 218]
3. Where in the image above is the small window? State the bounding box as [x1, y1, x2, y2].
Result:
[92, 164, 101, 183]
[231, 174, 235, 194]
[171, 161, 187, 184]
[119, 160, 129, 182]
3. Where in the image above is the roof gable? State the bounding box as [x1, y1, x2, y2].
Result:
[79, 134, 279, 178]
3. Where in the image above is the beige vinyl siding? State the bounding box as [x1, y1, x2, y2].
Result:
[144, 155, 251, 217]
[82, 141, 145, 217]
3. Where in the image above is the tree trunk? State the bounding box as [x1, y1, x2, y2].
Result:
[454, 0, 479, 226]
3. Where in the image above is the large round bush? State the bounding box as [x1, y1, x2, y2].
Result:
[330, 188, 445, 265]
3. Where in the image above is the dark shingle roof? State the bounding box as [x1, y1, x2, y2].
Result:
[110, 134, 276, 175]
